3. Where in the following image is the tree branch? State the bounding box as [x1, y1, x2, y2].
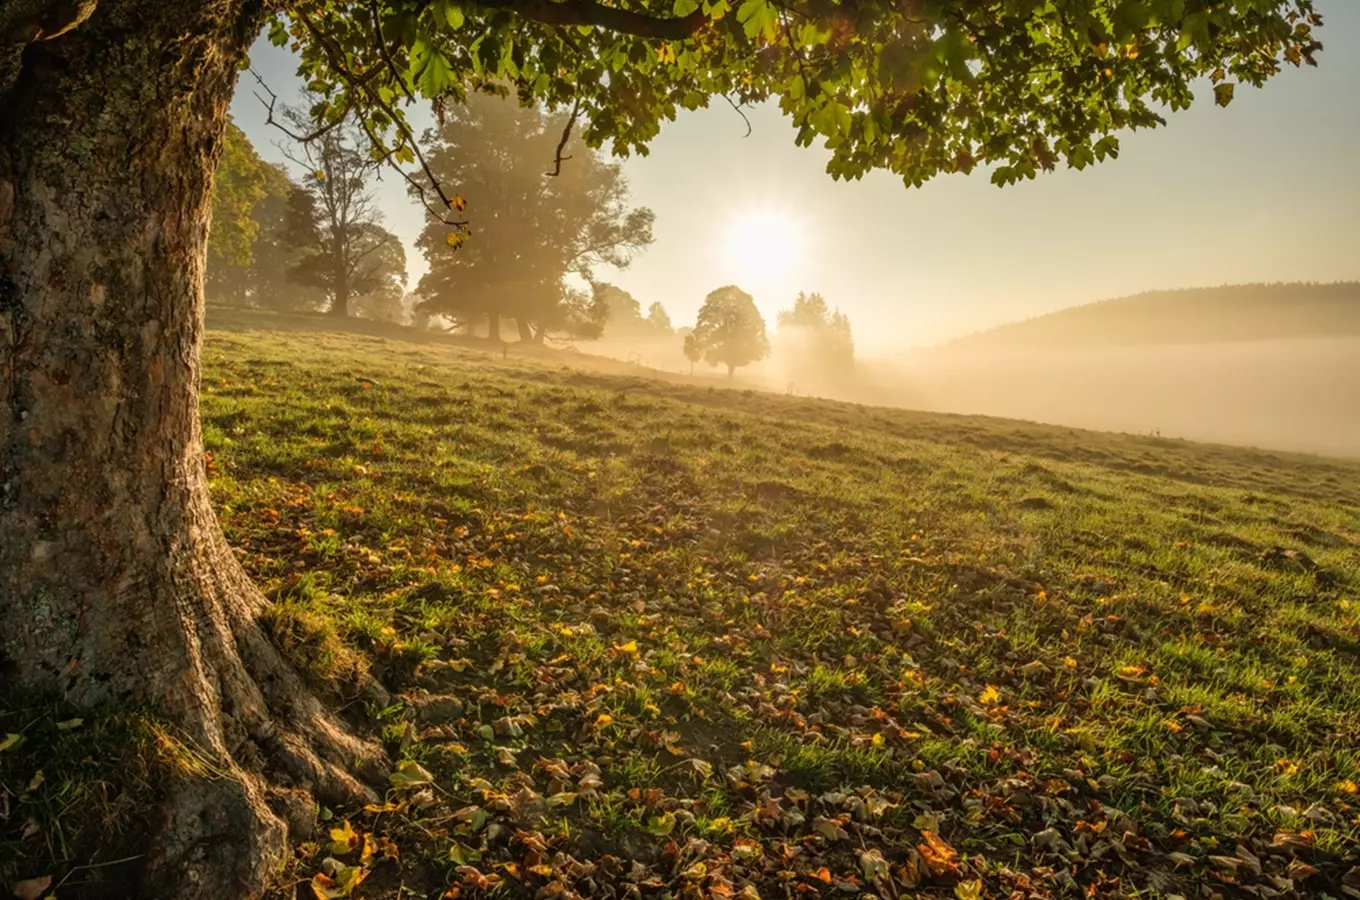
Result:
[249, 69, 352, 144]
[546, 98, 581, 176]
[722, 94, 752, 137]
[475, 0, 707, 40]
[295, 10, 469, 229]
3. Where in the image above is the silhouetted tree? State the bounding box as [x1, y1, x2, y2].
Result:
[280, 111, 404, 317]
[415, 90, 653, 341]
[776, 292, 855, 376]
[646, 302, 674, 336]
[688, 286, 771, 378]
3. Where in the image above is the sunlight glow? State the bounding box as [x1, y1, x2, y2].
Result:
[720, 207, 808, 287]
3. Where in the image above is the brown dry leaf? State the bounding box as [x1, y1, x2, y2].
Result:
[11, 875, 52, 900]
[1272, 830, 1315, 852]
[1285, 860, 1316, 881]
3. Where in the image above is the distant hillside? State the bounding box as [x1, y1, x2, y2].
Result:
[940, 282, 1360, 350]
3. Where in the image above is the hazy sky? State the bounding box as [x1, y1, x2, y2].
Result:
[231, 0, 1360, 352]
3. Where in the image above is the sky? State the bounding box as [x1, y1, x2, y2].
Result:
[231, 1, 1360, 353]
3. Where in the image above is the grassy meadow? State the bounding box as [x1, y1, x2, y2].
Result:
[4, 309, 1360, 899]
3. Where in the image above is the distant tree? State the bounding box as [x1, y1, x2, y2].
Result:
[208, 121, 270, 275]
[777, 292, 832, 331]
[776, 292, 855, 376]
[207, 124, 332, 312]
[348, 247, 411, 324]
[688, 286, 771, 378]
[682, 330, 701, 376]
[280, 111, 404, 317]
[416, 89, 653, 342]
[646, 302, 674, 336]
[593, 282, 646, 336]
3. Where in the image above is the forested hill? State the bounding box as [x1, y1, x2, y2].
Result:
[939, 282, 1360, 350]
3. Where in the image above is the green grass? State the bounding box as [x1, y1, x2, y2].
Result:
[4, 308, 1359, 898]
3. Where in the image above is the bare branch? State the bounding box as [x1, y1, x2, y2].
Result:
[249, 69, 352, 144]
[547, 99, 581, 177]
[295, 10, 469, 229]
[722, 94, 752, 138]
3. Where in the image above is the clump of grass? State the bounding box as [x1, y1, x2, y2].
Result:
[0, 699, 165, 895]
[262, 599, 369, 694]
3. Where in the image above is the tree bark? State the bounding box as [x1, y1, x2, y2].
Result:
[0, 3, 382, 897]
[488, 310, 502, 342]
[330, 237, 349, 316]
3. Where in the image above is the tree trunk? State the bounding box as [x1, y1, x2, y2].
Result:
[727, 363, 735, 379]
[330, 241, 349, 316]
[516, 317, 534, 343]
[0, 4, 382, 898]
[488, 310, 502, 342]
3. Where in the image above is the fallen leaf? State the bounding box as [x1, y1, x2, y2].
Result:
[954, 880, 982, 900]
[312, 863, 369, 898]
[645, 812, 676, 836]
[918, 831, 959, 875]
[11, 875, 53, 900]
[858, 849, 889, 882]
[388, 760, 433, 791]
[328, 820, 360, 856]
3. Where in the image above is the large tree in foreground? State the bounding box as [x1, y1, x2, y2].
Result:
[0, 0, 1323, 896]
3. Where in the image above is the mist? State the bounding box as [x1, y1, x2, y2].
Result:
[581, 294, 1360, 458]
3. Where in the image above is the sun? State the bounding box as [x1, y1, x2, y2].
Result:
[721, 207, 808, 285]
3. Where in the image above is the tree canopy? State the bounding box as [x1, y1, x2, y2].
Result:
[687, 285, 771, 376]
[415, 89, 653, 340]
[776, 291, 855, 379]
[280, 114, 409, 316]
[275, 0, 1321, 209]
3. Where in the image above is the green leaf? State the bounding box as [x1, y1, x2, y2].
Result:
[735, 0, 778, 41]
[448, 842, 482, 865]
[267, 18, 289, 47]
[645, 812, 676, 835]
[415, 46, 456, 96]
[1214, 82, 1235, 107]
[436, 0, 466, 29]
[0, 733, 21, 752]
[388, 760, 433, 791]
[674, 0, 700, 15]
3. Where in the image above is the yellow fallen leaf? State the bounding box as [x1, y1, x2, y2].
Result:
[978, 684, 1001, 705]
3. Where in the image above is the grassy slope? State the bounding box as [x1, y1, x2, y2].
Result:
[938, 282, 1360, 351]
[5, 311, 1360, 898]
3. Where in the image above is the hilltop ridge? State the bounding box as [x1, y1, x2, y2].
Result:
[939, 282, 1360, 351]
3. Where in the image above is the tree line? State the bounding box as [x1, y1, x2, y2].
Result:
[210, 90, 855, 382]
